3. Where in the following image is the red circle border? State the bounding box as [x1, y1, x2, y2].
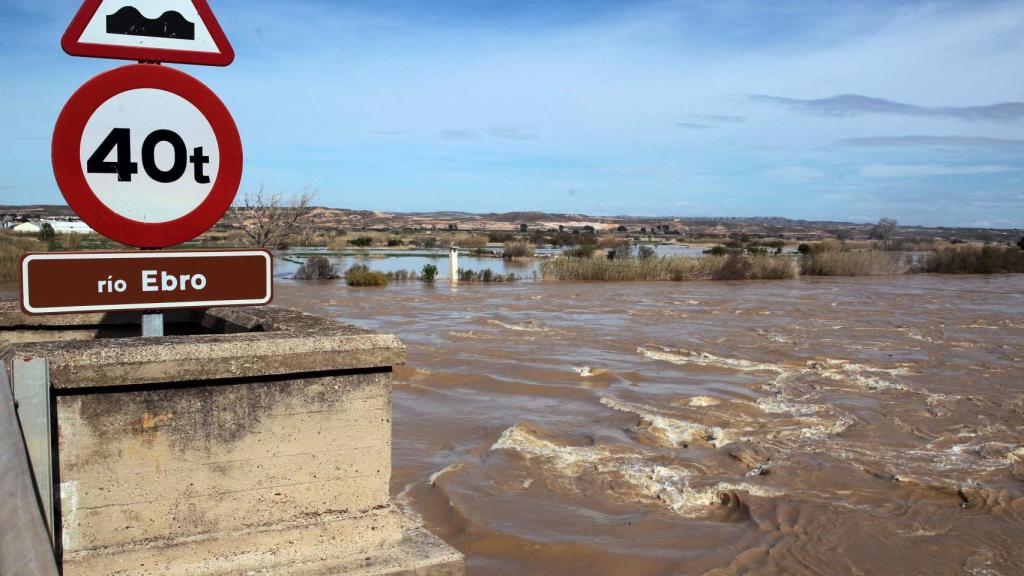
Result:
[52, 64, 243, 248]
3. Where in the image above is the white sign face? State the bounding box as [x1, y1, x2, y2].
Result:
[75, 0, 219, 53]
[78, 88, 220, 223]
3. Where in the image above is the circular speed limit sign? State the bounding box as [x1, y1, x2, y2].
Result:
[52, 64, 242, 248]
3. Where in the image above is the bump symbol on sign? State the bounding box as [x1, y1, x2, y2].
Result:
[63, 0, 234, 67]
[106, 7, 196, 40]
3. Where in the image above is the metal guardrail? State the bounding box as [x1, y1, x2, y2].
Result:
[0, 362, 60, 576]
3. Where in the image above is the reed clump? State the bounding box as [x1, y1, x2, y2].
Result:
[800, 250, 908, 276]
[921, 246, 1024, 274]
[0, 234, 47, 282]
[540, 254, 796, 282]
[713, 254, 798, 281]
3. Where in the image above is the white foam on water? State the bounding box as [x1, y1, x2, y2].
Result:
[490, 424, 780, 517]
[637, 346, 785, 374]
[600, 397, 732, 448]
[429, 462, 466, 486]
[488, 319, 548, 333]
[681, 396, 721, 407]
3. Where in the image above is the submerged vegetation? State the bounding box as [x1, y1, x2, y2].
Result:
[345, 264, 389, 286]
[292, 256, 339, 280]
[458, 268, 519, 283]
[386, 269, 419, 282]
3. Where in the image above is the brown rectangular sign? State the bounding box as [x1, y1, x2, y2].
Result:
[20, 250, 273, 315]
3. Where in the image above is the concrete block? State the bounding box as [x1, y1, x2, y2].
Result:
[0, 302, 463, 576]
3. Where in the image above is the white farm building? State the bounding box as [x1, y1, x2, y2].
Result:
[11, 220, 95, 235]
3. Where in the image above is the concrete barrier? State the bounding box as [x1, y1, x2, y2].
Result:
[0, 302, 463, 576]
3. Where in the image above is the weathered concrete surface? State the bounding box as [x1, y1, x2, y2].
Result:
[0, 301, 463, 576]
[1, 304, 404, 389]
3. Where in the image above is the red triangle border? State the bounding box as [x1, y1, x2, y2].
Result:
[62, 0, 234, 67]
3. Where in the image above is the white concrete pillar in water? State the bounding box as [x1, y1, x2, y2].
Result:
[449, 246, 459, 283]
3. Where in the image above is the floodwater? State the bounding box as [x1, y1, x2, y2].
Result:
[2, 274, 1022, 575]
[273, 274, 1024, 576]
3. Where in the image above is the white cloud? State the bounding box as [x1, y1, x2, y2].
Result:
[860, 164, 1020, 178]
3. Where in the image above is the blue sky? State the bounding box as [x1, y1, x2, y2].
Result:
[1, 0, 1023, 227]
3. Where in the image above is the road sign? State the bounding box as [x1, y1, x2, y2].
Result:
[62, 0, 234, 66]
[20, 250, 273, 315]
[52, 64, 242, 248]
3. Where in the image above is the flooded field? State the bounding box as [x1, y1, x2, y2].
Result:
[272, 275, 1024, 575]
[2, 275, 1021, 574]
[273, 244, 727, 280]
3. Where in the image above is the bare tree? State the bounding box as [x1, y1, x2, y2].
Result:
[230, 186, 315, 249]
[871, 217, 898, 251]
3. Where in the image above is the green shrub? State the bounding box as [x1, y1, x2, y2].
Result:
[349, 237, 374, 248]
[421, 264, 438, 282]
[705, 245, 728, 256]
[387, 237, 403, 247]
[922, 246, 1024, 274]
[637, 245, 656, 259]
[345, 263, 388, 286]
[293, 256, 339, 280]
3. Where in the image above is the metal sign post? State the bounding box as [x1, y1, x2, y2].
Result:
[141, 313, 164, 337]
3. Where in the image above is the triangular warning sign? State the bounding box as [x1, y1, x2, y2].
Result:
[62, 0, 234, 66]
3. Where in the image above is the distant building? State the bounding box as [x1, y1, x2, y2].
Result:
[12, 222, 41, 234]
[10, 220, 95, 235]
[48, 220, 95, 234]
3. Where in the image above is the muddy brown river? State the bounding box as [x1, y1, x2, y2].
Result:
[4, 275, 1022, 574]
[273, 275, 1024, 575]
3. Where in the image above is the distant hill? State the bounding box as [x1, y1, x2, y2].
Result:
[2, 204, 1020, 242]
